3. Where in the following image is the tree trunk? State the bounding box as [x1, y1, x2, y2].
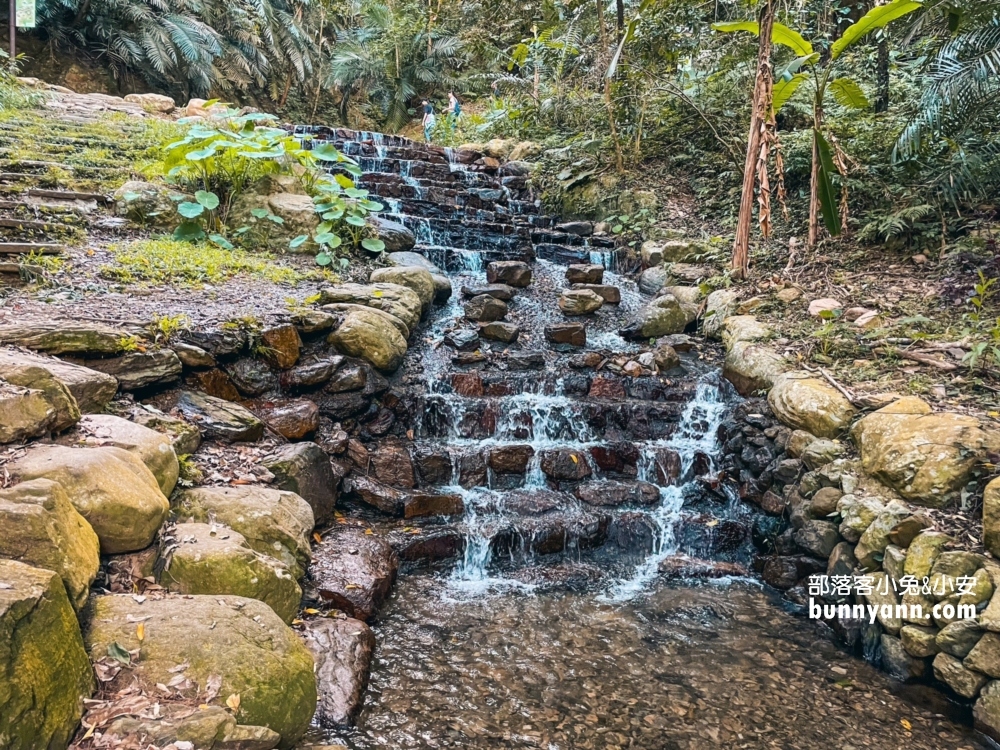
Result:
[807, 104, 824, 250]
[876, 33, 889, 113]
[731, 0, 775, 279]
[616, 0, 624, 41]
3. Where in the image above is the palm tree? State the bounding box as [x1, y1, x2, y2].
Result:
[326, 0, 463, 131]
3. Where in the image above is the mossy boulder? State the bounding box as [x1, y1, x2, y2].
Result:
[319, 283, 423, 338]
[0, 479, 100, 610]
[904, 531, 952, 578]
[369, 216, 416, 253]
[0, 559, 95, 750]
[702, 289, 739, 339]
[854, 501, 910, 570]
[0, 348, 117, 414]
[64, 414, 179, 496]
[723, 341, 786, 397]
[129, 406, 202, 456]
[0, 323, 129, 356]
[620, 294, 696, 339]
[851, 396, 1000, 506]
[173, 486, 313, 578]
[113, 180, 190, 228]
[767, 371, 856, 439]
[10, 445, 169, 554]
[326, 307, 409, 373]
[369, 266, 436, 314]
[161, 523, 302, 623]
[84, 594, 316, 747]
[0, 378, 74, 444]
[261, 442, 339, 527]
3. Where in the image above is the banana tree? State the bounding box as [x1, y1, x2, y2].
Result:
[715, 0, 922, 249]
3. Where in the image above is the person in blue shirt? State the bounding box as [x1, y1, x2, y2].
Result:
[422, 100, 436, 142]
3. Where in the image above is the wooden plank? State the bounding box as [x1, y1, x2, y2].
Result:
[0, 217, 70, 231]
[0, 242, 63, 255]
[26, 188, 109, 203]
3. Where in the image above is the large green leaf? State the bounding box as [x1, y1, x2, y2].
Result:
[712, 21, 814, 57]
[828, 78, 870, 109]
[195, 190, 219, 210]
[177, 202, 205, 219]
[814, 129, 842, 236]
[773, 74, 808, 114]
[830, 0, 922, 60]
[312, 144, 344, 162]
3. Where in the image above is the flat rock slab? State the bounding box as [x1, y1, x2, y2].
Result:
[310, 526, 399, 621]
[301, 617, 376, 728]
[176, 390, 265, 442]
[82, 349, 182, 390]
[0, 347, 117, 413]
[262, 442, 339, 527]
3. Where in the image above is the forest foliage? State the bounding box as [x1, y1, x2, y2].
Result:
[12, 0, 1000, 252]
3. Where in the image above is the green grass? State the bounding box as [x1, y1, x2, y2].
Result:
[100, 238, 322, 286]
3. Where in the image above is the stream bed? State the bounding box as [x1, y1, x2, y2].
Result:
[321, 575, 987, 750]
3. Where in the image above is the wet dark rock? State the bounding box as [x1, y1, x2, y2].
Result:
[565, 264, 604, 285]
[363, 407, 396, 437]
[394, 528, 465, 564]
[608, 512, 658, 554]
[793, 520, 841, 559]
[279, 356, 343, 390]
[316, 392, 371, 420]
[349, 474, 406, 515]
[302, 617, 375, 728]
[762, 555, 824, 590]
[451, 372, 484, 397]
[590, 443, 641, 474]
[562, 373, 591, 397]
[404, 492, 464, 519]
[480, 322, 520, 344]
[488, 445, 534, 474]
[504, 489, 566, 515]
[256, 399, 320, 439]
[312, 526, 399, 621]
[751, 515, 789, 553]
[176, 390, 264, 442]
[659, 555, 749, 579]
[370, 439, 415, 489]
[575, 480, 660, 507]
[413, 447, 453, 485]
[678, 514, 748, 555]
[773, 458, 803, 484]
[461, 284, 516, 301]
[544, 323, 586, 348]
[84, 349, 182, 391]
[347, 439, 370, 469]
[492, 509, 610, 558]
[881, 634, 929, 682]
[225, 358, 278, 397]
[325, 362, 368, 393]
[486, 260, 532, 288]
[182, 329, 246, 358]
[588, 376, 625, 399]
[756, 490, 787, 516]
[458, 452, 487, 488]
[370, 216, 416, 252]
[507, 351, 545, 370]
[187, 368, 241, 401]
[827, 541, 858, 579]
[511, 563, 605, 591]
[540, 449, 592, 481]
[571, 284, 621, 304]
[452, 351, 488, 366]
[556, 221, 594, 237]
[464, 295, 508, 322]
[649, 447, 681, 485]
[263, 442, 339, 526]
[260, 324, 301, 369]
[444, 329, 481, 351]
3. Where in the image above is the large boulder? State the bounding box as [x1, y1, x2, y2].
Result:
[84, 594, 316, 747]
[10, 445, 169, 554]
[113, 180, 189, 228]
[173, 486, 313, 577]
[721, 318, 785, 397]
[0, 323, 128, 356]
[851, 397, 1000, 506]
[369, 216, 416, 252]
[266, 192, 320, 239]
[369, 266, 436, 313]
[301, 617, 375, 728]
[620, 294, 697, 339]
[0, 560, 95, 750]
[0, 479, 100, 610]
[558, 289, 604, 315]
[262, 442, 339, 527]
[311, 526, 398, 621]
[0, 348, 117, 414]
[767, 372, 856, 438]
[161, 523, 302, 623]
[0, 373, 78, 444]
[464, 294, 508, 322]
[124, 92, 175, 112]
[66, 414, 179, 495]
[326, 307, 409, 373]
[83, 349, 182, 390]
[984, 476, 1000, 558]
[486, 261, 531, 288]
[854, 501, 910, 570]
[702, 289, 739, 339]
[176, 390, 265, 442]
[319, 283, 422, 337]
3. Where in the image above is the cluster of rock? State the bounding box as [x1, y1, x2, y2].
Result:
[0, 257, 455, 750]
[712, 299, 1000, 736]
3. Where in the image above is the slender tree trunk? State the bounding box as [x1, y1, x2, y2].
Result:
[876, 33, 889, 113]
[596, 0, 606, 48]
[616, 0, 624, 41]
[731, 0, 774, 279]
[604, 77, 624, 172]
[807, 104, 824, 249]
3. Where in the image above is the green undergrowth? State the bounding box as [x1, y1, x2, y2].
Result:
[100, 237, 331, 286]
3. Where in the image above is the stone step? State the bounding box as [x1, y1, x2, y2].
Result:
[26, 188, 110, 203]
[0, 242, 63, 254]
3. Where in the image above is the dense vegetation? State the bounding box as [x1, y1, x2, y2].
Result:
[9, 0, 1000, 257]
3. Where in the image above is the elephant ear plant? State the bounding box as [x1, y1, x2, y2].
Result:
[714, 0, 922, 249]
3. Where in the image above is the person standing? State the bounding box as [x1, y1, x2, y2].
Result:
[421, 100, 436, 142]
[448, 91, 462, 132]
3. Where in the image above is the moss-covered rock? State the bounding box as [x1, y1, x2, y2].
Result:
[10, 445, 169, 554]
[620, 294, 696, 339]
[851, 396, 1000, 506]
[0, 348, 116, 414]
[0, 479, 100, 610]
[319, 283, 423, 337]
[173, 486, 313, 578]
[369, 266, 435, 314]
[129, 406, 202, 456]
[767, 372, 856, 439]
[0, 361, 81, 440]
[0, 559, 95, 750]
[113, 180, 190, 228]
[326, 307, 409, 374]
[854, 501, 910, 570]
[65, 414, 179, 496]
[84, 594, 316, 747]
[0, 323, 129, 356]
[161, 523, 302, 623]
